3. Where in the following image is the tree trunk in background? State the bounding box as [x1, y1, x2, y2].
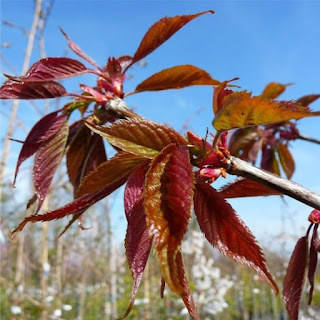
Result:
[55, 237, 63, 310]
[13, 232, 25, 319]
[77, 271, 87, 320]
[110, 240, 118, 318]
[13, 201, 37, 317]
[104, 197, 118, 319]
[272, 290, 279, 320]
[40, 222, 49, 319]
[0, 0, 42, 201]
[40, 197, 50, 320]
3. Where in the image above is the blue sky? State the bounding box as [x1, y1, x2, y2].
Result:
[1, 1, 320, 248]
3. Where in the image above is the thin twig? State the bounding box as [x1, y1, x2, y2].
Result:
[226, 156, 320, 210]
[297, 134, 320, 145]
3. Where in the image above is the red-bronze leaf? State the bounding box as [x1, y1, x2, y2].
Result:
[212, 90, 320, 131]
[124, 163, 149, 218]
[308, 225, 318, 305]
[219, 178, 281, 198]
[119, 163, 152, 319]
[76, 152, 146, 198]
[86, 118, 186, 158]
[135, 65, 220, 93]
[66, 123, 89, 188]
[120, 196, 152, 319]
[6, 58, 88, 82]
[11, 174, 128, 238]
[0, 80, 66, 99]
[116, 55, 133, 70]
[283, 236, 309, 320]
[261, 146, 280, 175]
[33, 122, 69, 213]
[313, 227, 320, 253]
[61, 153, 135, 237]
[13, 110, 67, 185]
[277, 142, 295, 179]
[194, 180, 278, 294]
[228, 127, 259, 158]
[176, 250, 199, 320]
[132, 10, 214, 66]
[144, 144, 194, 294]
[67, 124, 107, 193]
[296, 94, 320, 108]
[60, 28, 100, 69]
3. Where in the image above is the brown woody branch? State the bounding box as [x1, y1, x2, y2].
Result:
[226, 156, 320, 210]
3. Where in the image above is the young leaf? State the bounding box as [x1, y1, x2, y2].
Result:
[261, 82, 290, 99]
[62, 152, 134, 237]
[228, 127, 259, 158]
[67, 124, 107, 193]
[0, 80, 66, 99]
[313, 228, 320, 253]
[60, 28, 100, 69]
[296, 94, 320, 108]
[212, 91, 320, 131]
[308, 225, 318, 305]
[144, 144, 194, 294]
[131, 10, 214, 66]
[120, 196, 152, 319]
[116, 55, 133, 69]
[261, 146, 280, 176]
[6, 58, 88, 82]
[86, 118, 186, 158]
[105, 57, 123, 96]
[283, 236, 309, 320]
[11, 173, 128, 238]
[277, 142, 295, 179]
[80, 133, 107, 179]
[247, 138, 264, 163]
[212, 79, 237, 115]
[119, 163, 152, 319]
[176, 250, 199, 320]
[194, 180, 278, 294]
[13, 110, 67, 185]
[67, 124, 92, 189]
[134, 65, 220, 93]
[33, 122, 69, 213]
[76, 152, 146, 198]
[219, 178, 281, 198]
[124, 162, 149, 218]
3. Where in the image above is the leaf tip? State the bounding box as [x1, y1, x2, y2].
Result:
[59, 26, 67, 38]
[3, 73, 14, 80]
[10, 220, 28, 239]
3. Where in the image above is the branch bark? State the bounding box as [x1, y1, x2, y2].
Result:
[297, 134, 320, 145]
[226, 156, 320, 210]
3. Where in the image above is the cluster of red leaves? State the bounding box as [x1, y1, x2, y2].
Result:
[227, 82, 320, 179]
[10, 117, 280, 319]
[1, 10, 320, 320]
